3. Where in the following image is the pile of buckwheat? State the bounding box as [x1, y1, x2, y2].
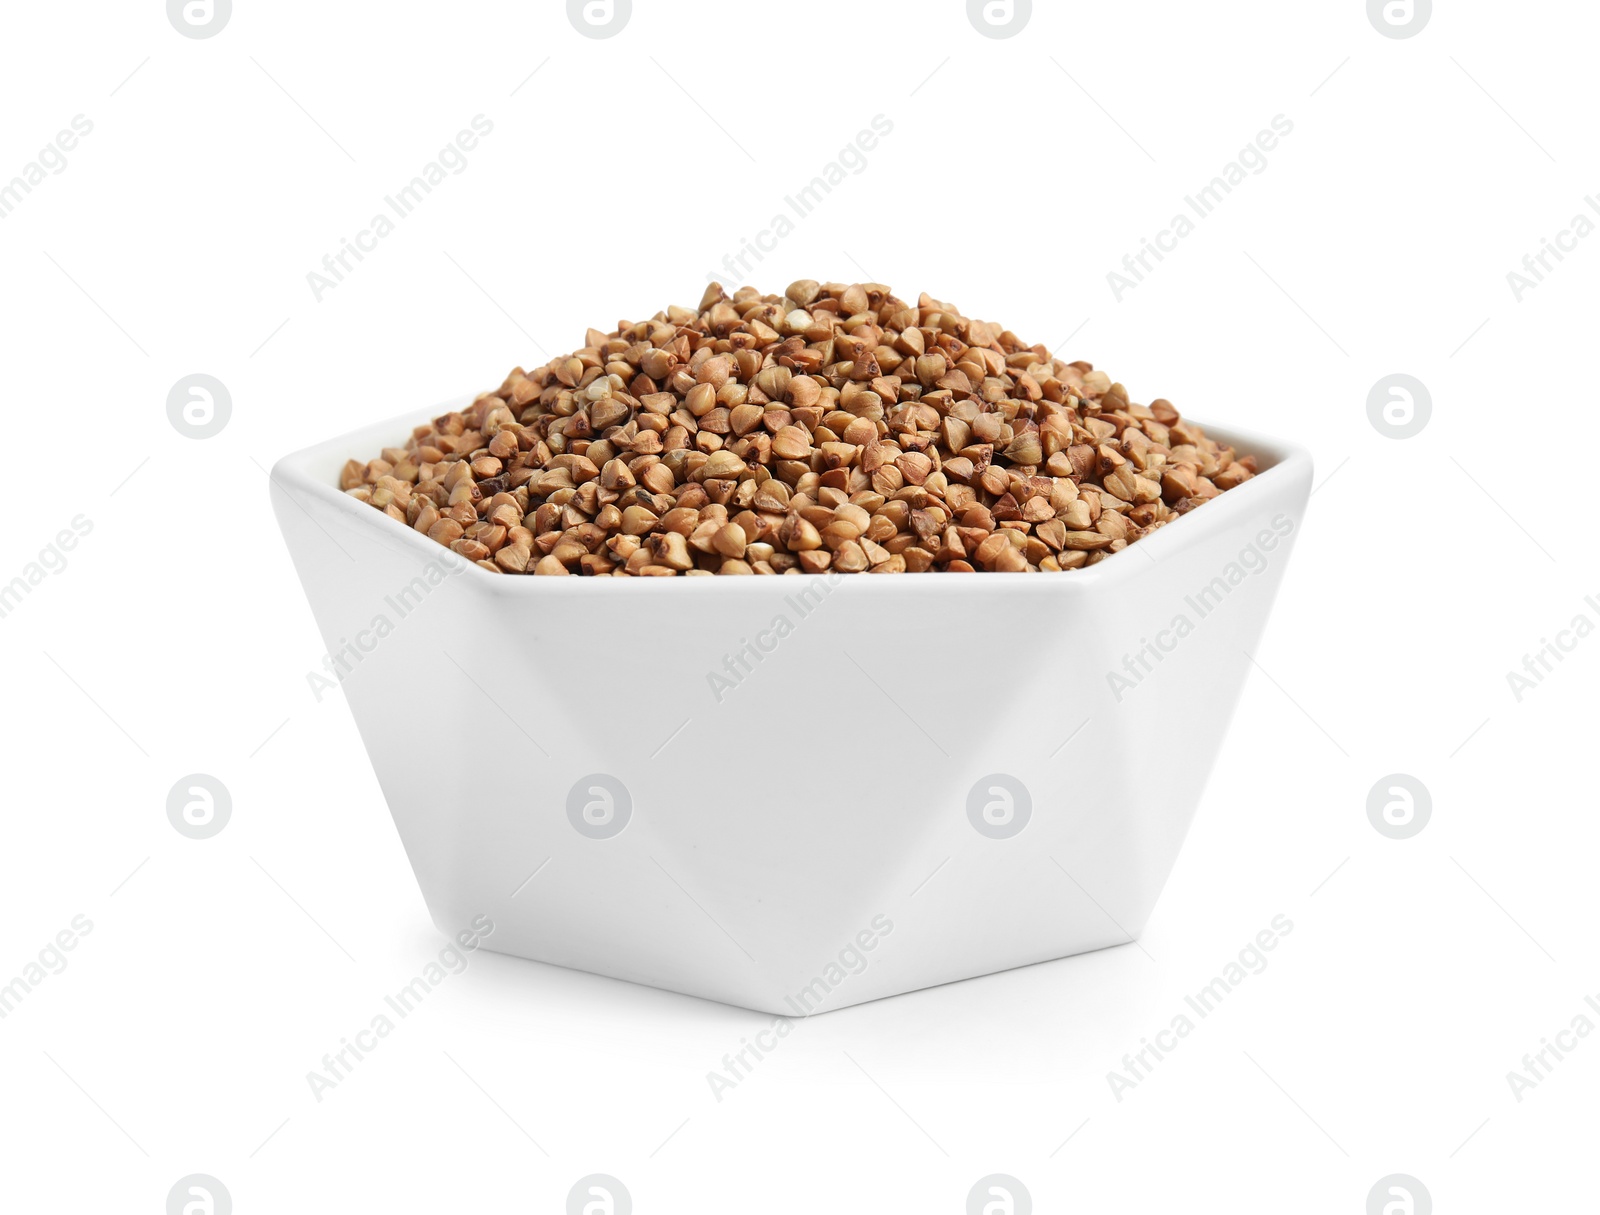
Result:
[342, 281, 1258, 575]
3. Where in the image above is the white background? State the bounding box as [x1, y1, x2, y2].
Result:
[2, 1, 1596, 1210]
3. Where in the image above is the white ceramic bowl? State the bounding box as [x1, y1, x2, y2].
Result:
[272, 400, 1311, 1014]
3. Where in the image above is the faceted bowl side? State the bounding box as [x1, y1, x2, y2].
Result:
[271, 408, 1310, 1013]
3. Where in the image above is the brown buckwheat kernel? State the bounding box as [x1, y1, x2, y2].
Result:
[345, 282, 1259, 575]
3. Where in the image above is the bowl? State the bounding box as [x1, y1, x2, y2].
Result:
[271, 399, 1312, 1014]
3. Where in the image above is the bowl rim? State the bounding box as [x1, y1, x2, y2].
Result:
[270, 397, 1313, 595]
